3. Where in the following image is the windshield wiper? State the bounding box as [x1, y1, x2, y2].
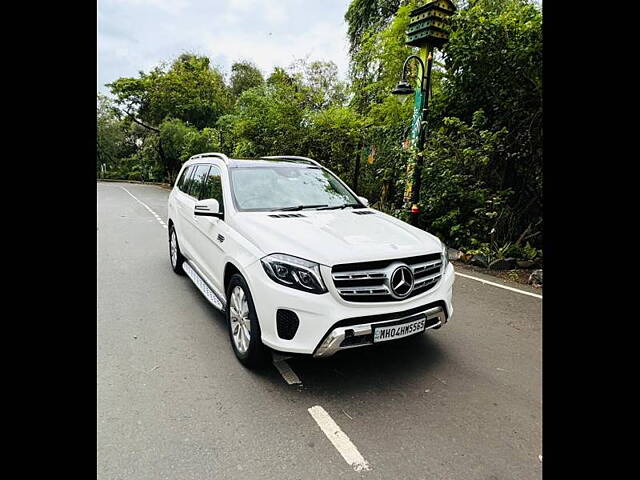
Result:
[276, 204, 329, 211]
[317, 203, 364, 210]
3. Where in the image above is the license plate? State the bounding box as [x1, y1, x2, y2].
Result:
[373, 317, 426, 343]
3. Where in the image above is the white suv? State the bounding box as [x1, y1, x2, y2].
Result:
[168, 153, 454, 368]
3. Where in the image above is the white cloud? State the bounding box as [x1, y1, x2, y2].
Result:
[98, 0, 352, 92]
[264, 2, 287, 24]
[227, 0, 256, 12]
[202, 20, 349, 79]
[108, 0, 190, 15]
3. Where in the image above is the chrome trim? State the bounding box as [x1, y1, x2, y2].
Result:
[336, 285, 390, 296]
[332, 270, 388, 280]
[413, 271, 441, 288]
[412, 259, 442, 274]
[183, 260, 227, 311]
[313, 305, 447, 358]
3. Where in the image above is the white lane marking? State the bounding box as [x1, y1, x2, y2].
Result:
[308, 405, 371, 472]
[455, 271, 542, 299]
[273, 358, 301, 385]
[120, 186, 168, 229]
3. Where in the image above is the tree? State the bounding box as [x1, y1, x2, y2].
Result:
[417, 111, 512, 249]
[221, 79, 306, 158]
[343, 0, 542, 252]
[230, 61, 264, 98]
[348, 1, 416, 114]
[98, 0, 543, 258]
[108, 53, 231, 130]
[306, 106, 364, 181]
[158, 118, 221, 182]
[289, 59, 348, 110]
[97, 95, 126, 175]
[345, 0, 402, 55]
[433, 0, 543, 243]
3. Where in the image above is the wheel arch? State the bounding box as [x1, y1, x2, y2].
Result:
[224, 261, 242, 294]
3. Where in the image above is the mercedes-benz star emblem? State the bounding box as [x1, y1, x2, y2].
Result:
[390, 265, 414, 298]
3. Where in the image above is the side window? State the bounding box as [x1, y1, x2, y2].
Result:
[177, 165, 192, 192]
[187, 164, 211, 198]
[201, 166, 224, 211]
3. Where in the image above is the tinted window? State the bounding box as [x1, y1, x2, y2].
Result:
[201, 166, 224, 210]
[187, 164, 211, 198]
[177, 165, 192, 191]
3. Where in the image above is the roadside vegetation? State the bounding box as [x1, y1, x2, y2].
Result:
[97, 0, 542, 265]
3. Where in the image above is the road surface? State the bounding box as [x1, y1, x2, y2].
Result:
[98, 181, 542, 480]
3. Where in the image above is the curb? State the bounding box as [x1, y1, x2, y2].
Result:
[97, 179, 171, 189]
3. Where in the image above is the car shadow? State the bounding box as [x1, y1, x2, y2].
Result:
[284, 332, 446, 396]
[184, 278, 447, 393]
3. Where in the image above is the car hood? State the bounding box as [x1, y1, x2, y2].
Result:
[233, 209, 443, 266]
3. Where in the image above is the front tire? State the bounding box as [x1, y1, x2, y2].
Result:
[226, 273, 268, 369]
[169, 225, 185, 275]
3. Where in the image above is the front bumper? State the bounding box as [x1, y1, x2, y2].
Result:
[313, 303, 447, 357]
[244, 260, 454, 356]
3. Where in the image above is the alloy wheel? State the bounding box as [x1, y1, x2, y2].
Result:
[170, 230, 178, 267]
[230, 286, 251, 354]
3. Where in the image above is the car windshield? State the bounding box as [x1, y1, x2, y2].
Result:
[230, 166, 359, 211]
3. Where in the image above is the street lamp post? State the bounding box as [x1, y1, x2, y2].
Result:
[392, 0, 456, 225]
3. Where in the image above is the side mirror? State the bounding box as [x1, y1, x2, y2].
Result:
[358, 196, 369, 207]
[194, 198, 223, 219]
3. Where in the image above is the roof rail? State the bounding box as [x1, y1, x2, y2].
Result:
[260, 156, 322, 167]
[189, 152, 230, 164]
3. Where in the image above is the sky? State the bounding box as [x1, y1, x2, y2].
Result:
[98, 0, 352, 94]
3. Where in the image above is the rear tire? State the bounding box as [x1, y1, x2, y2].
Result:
[226, 273, 269, 369]
[169, 224, 185, 275]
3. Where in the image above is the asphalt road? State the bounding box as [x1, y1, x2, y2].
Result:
[98, 181, 542, 480]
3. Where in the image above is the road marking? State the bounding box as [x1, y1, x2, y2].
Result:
[308, 405, 371, 472]
[455, 271, 542, 299]
[120, 186, 168, 229]
[273, 357, 301, 385]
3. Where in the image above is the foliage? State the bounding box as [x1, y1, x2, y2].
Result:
[96, 95, 125, 175]
[159, 118, 221, 181]
[220, 80, 306, 158]
[349, 1, 416, 113]
[289, 59, 349, 111]
[345, 0, 542, 254]
[432, 0, 543, 243]
[345, 0, 403, 55]
[305, 106, 365, 180]
[229, 61, 264, 98]
[414, 111, 514, 250]
[97, 0, 543, 259]
[107, 53, 231, 129]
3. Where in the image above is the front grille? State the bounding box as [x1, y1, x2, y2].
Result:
[331, 253, 443, 302]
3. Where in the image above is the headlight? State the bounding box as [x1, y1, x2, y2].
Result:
[441, 242, 449, 271]
[261, 254, 327, 294]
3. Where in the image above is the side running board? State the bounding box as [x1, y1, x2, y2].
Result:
[183, 261, 226, 312]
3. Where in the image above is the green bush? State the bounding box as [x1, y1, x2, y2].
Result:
[414, 111, 513, 251]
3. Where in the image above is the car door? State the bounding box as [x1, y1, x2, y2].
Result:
[176, 164, 209, 260]
[190, 164, 228, 293]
